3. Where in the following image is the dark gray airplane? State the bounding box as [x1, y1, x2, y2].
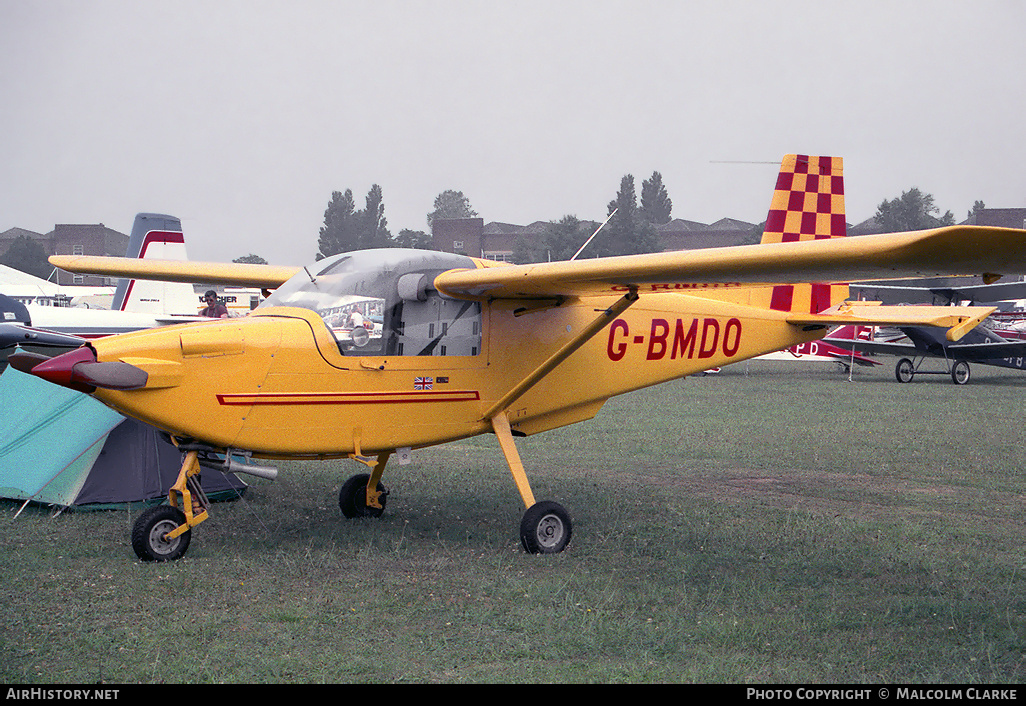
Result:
[825, 280, 1026, 384]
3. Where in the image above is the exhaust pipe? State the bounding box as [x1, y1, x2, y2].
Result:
[197, 455, 279, 481]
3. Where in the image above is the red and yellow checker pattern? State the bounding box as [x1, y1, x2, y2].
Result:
[762, 154, 846, 244]
[760, 155, 848, 313]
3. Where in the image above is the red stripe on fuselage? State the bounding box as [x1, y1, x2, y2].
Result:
[216, 390, 481, 406]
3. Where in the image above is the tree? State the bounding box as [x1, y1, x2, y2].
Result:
[874, 188, 954, 232]
[233, 254, 267, 264]
[594, 175, 661, 257]
[357, 183, 391, 249]
[394, 228, 433, 250]
[511, 235, 542, 265]
[511, 216, 592, 264]
[968, 200, 986, 220]
[545, 215, 592, 262]
[427, 190, 478, 230]
[317, 188, 358, 260]
[316, 185, 392, 259]
[640, 171, 673, 224]
[0, 235, 50, 279]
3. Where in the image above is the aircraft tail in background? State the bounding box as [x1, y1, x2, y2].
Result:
[754, 154, 850, 315]
[111, 214, 199, 316]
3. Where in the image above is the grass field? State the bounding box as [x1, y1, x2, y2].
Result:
[1, 358, 1025, 683]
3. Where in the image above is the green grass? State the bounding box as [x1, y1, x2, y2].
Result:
[2, 359, 1025, 683]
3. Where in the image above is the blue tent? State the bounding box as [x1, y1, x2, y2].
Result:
[0, 366, 245, 509]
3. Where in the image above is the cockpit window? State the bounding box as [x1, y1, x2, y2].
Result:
[260, 249, 482, 357]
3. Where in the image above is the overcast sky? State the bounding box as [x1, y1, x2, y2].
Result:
[2, 0, 1024, 266]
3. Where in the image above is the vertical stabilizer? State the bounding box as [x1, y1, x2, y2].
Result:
[757, 155, 849, 314]
[111, 214, 199, 315]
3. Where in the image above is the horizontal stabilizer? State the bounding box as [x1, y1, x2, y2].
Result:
[788, 302, 995, 342]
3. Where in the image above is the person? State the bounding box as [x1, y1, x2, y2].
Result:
[200, 290, 229, 318]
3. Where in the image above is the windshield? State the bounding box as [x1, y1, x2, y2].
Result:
[261, 249, 483, 357]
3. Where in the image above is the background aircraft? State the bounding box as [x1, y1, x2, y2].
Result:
[0, 292, 86, 348]
[13, 154, 1026, 561]
[826, 280, 1026, 384]
[757, 328, 880, 370]
[0, 214, 216, 352]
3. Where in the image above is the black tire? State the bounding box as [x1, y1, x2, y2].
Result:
[951, 360, 971, 385]
[520, 501, 572, 554]
[338, 473, 387, 518]
[132, 505, 191, 562]
[895, 358, 915, 383]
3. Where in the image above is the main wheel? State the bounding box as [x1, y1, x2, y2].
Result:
[132, 505, 191, 562]
[951, 360, 971, 385]
[339, 473, 387, 518]
[895, 358, 915, 383]
[520, 501, 572, 554]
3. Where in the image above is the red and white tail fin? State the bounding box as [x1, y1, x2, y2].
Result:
[111, 214, 199, 316]
[757, 154, 849, 314]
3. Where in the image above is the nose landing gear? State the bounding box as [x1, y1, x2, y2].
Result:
[131, 450, 208, 562]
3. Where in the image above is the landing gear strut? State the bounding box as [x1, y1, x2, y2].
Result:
[131, 450, 208, 562]
[492, 412, 573, 554]
[339, 452, 391, 518]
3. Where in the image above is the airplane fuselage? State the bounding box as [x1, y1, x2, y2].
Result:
[85, 293, 820, 458]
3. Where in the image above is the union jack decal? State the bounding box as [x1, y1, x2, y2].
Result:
[413, 376, 433, 390]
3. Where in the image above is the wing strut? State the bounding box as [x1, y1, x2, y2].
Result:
[481, 289, 639, 421]
[491, 411, 535, 509]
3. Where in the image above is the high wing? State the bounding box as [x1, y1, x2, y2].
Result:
[48, 255, 300, 290]
[433, 225, 1026, 299]
[434, 224, 1026, 340]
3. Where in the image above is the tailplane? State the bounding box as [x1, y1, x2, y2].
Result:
[756, 154, 849, 314]
[111, 214, 200, 316]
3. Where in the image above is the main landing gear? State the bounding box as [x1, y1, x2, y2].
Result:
[337, 414, 574, 555]
[895, 357, 972, 385]
[131, 419, 574, 561]
[491, 412, 573, 554]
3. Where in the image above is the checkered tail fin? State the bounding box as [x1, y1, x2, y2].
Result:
[756, 154, 849, 314]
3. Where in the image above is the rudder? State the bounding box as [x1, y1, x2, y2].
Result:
[111, 214, 199, 316]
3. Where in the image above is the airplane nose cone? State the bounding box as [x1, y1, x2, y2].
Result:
[9, 345, 148, 393]
[22, 346, 99, 393]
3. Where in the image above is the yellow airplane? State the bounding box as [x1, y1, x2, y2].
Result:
[11, 154, 1026, 561]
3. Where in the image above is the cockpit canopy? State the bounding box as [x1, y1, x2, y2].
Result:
[260, 249, 483, 357]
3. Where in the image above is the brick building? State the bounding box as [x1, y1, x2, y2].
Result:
[0, 223, 128, 285]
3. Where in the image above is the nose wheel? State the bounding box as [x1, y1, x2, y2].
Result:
[130, 450, 208, 562]
[132, 505, 191, 561]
